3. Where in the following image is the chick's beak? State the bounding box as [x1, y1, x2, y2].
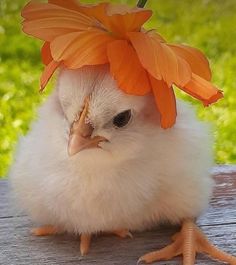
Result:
[68, 98, 107, 156]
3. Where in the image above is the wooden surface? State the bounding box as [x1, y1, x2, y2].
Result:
[0, 166, 236, 265]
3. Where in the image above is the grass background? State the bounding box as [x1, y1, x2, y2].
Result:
[0, 0, 235, 177]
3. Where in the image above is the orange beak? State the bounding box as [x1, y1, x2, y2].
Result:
[68, 97, 107, 156]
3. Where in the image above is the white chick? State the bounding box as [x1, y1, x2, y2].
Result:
[9, 65, 236, 264]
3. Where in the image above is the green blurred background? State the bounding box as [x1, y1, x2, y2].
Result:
[0, 0, 236, 177]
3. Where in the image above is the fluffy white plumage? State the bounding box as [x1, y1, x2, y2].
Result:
[10, 65, 214, 235]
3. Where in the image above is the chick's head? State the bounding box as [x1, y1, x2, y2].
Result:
[57, 65, 158, 161]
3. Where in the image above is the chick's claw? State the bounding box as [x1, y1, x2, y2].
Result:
[113, 229, 133, 239]
[138, 219, 236, 265]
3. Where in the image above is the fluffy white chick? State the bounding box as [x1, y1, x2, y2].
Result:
[10, 65, 236, 264]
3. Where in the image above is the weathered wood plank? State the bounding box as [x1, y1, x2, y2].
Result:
[1, 166, 236, 265]
[1, 215, 235, 265]
[198, 170, 236, 226]
[0, 181, 11, 219]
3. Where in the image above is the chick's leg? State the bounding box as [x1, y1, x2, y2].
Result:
[139, 219, 236, 265]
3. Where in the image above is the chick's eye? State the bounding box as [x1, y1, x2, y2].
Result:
[113, 110, 132, 128]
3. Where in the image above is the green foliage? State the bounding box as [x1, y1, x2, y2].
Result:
[0, 0, 235, 177]
[0, 0, 51, 177]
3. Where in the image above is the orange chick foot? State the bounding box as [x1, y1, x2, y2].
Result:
[80, 234, 92, 256]
[138, 219, 236, 265]
[31, 225, 61, 236]
[31, 226, 91, 256]
[31, 227, 132, 256]
[80, 229, 132, 256]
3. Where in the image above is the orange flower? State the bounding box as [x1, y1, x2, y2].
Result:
[21, 0, 223, 128]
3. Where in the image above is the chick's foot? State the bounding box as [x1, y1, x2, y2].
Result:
[32, 227, 91, 256]
[31, 225, 61, 236]
[138, 219, 236, 265]
[32, 226, 131, 256]
[80, 229, 132, 256]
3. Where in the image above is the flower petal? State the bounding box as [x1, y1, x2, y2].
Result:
[181, 73, 223, 106]
[75, 2, 110, 27]
[23, 17, 92, 40]
[41, 42, 53, 65]
[22, 1, 86, 20]
[107, 40, 151, 95]
[50, 32, 81, 61]
[22, 2, 95, 41]
[168, 44, 212, 81]
[48, 0, 82, 11]
[40, 60, 60, 91]
[107, 7, 152, 37]
[149, 75, 177, 129]
[48, 0, 110, 32]
[50, 30, 114, 69]
[107, 3, 144, 15]
[128, 31, 192, 87]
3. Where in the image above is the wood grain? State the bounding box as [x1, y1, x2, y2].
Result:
[0, 166, 236, 265]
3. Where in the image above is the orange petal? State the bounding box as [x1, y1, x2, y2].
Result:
[107, 8, 152, 37]
[107, 40, 151, 95]
[41, 42, 53, 65]
[22, 1, 86, 20]
[22, 2, 95, 41]
[23, 27, 75, 42]
[49, 0, 107, 14]
[74, 2, 110, 29]
[50, 30, 114, 69]
[48, 0, 82, 11]
[168, 44, 212, 81]
[48, 1, 110, 32]
[107, 3, 142, 15]
[181, 73, 223, 106]
[40, 60, 60, 91]
[23, 17, 92, 40]
[50, 31, 81, 61]
[128, 31, 192, 87]
[149, 75, 177, 128]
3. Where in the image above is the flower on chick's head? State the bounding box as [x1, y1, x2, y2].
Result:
[21, 0, 223, 129]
